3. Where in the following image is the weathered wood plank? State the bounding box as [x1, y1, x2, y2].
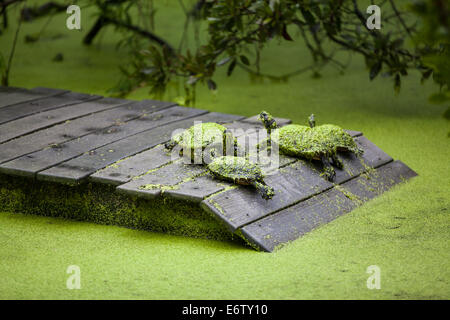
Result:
[241, 114, 292, 127]
[116, 160, 206, 199]
[345, 129, 363, 137]
[0, 99, 174, 164]
[0, 106, 205, 178]
[41, 111, 242, 184]
[240, 160, 417, 252]
[89, 145, 173, 185]
[200, 135, 393, 231]
[88, 112, 245, 185]
[0, 87, 69, 109]
[0, 97, 129, 143]
[165, 174, 233, 203]
[201, 160, 333, 232]
[224, 121, 263, 134]
[35, 107, 209, 184]
[0, 91, 101, 126]
[339, 160, 418, 200]
[332, 135, 393, 184]
[241, 188, 355, 252]
[0, 86, 23, 93]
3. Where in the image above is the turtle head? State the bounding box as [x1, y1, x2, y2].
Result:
[258, 111, 277, 130]
[308, 114, 316, 128]
[165, 140, 176, 151]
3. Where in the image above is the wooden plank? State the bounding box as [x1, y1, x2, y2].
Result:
[0, 97, 130, 143]
[0, 91, 101, 125]
[0, 86, 22, 92]
[339, 160, 418, 200]
[0, 106, 205, 178]
[165, 174, 233, 203]
[0, 87, 68, 108]
[224, 120, 263, 134]
[241, 114, 292, 127]
[200, 135, 393, 231]
[240, 160, 417, 252]
[89, 144, 175, 186]
[40, 111, 242, 184]
[345, 129, 363, 137]
[332, 135, 393, 184]
[89, 112, 245, 185]
[241, 188, 355, 252]
[116, 160, 206, 199]
[35, 106, 209, 184]
[201, 160, 333, 232]
[0, 99, 175, 164]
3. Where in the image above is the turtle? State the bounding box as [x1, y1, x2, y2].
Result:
[258, 111, 363, 181]
[165, 122, 238, 163]
[207, 156, 275, 200]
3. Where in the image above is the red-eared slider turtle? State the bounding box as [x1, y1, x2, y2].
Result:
[258, 111, 363, 181]
[165, 122, 238, 163]
[207, 156, 275, 200]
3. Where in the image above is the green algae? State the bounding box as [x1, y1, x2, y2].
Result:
[0, 1, 448, 300]
[334, 185, 363, 205]
[0, 173, 236, 242]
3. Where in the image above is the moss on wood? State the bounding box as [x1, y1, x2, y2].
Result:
[0, 173, 243, 243]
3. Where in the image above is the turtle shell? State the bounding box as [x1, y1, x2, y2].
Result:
[173, 122, 228, 151]
[207, 156, 263, 184]
[274, 124, 358, 159]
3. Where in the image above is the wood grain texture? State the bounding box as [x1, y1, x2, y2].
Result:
[240, 160, 417, 251]
[164, 174, 233, 203]
[88, 112, 243, 185]
[0, 106, 205, 178]
[0, 87, 69, 109]
[36, 106, 208, 184]
[0, 99, 175, 164]
[200, 134, 393, 231]
[0, 97, 129, 143]
[0, 91, 99, 126]
[116, 160, 206, 199]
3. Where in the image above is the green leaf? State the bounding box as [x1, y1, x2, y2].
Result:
[227, 59, 236, 76]
[207, 79, 217, 91]
[240, 55, 250, 66]
[281, 25, 293, 41]
[369, 62, 382, 80]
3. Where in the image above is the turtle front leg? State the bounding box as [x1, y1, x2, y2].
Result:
[331, 154, 344, 169]
[252, 180, 275, 200]
[233, 138, 241, 157]
[320, 154, 336, 181]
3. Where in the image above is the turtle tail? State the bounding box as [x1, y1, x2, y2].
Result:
[253, 181, 275, 200]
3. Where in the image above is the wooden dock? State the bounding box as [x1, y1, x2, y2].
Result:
[0, 86, 417, 251]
